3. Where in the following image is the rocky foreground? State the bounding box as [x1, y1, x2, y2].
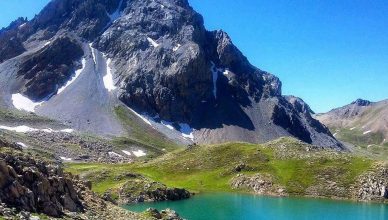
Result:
[0, 139, 183, 220]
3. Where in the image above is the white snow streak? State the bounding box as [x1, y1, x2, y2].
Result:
[16, 142, 28, 149]
[128, 108, 195, 141]
[11, 94, 44, 112]
[333, 132, 337, 137]
[179, 123, 194, 141]
[173, 44, 181, 52]
[350, 127, 357, 130]
[89, 44, 97, 65]
[57, 58, 86, 95]
[104, 58, 117, 91]
[109, 151, 123, 158]
[44, 41, 51, 46]
[0, 125, 74, 133]
[132, 150, 146, 157]
[122, 150, 132, 156]
[363, 130, 372, 135]
[147, 37, 159, 48]
[128, 108, 153, 126]
[223, 69, 231, 76]
[60, 157, 72, 161]
[161, 120, 174, 130]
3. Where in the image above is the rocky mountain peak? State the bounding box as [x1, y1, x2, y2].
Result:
[0, 0, 343, 149]
[351, 99, 372, 106]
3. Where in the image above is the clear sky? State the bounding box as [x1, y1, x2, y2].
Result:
[1, 0, 387, 113]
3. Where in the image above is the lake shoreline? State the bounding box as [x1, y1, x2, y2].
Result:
[124, 192, 388, 220]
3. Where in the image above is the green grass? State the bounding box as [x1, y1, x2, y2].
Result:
[333, 127, 384, 148]
[66, 138, 374, 198]
[114, 106, 181, 153]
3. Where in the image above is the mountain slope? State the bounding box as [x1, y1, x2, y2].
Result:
[0, 0, 342, 149]
[316, 99, 388, 148]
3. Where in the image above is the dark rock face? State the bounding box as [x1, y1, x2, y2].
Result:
[0, 149, 84, 217]
[0, 18, 28, 63]
[95, 0, 281, 123]
[17, 36, 84, 101]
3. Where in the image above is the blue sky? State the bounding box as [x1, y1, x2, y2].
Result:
[1, 0, 387, 112]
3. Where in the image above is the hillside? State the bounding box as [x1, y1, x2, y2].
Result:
[66, 137, 388, 203]
[315, 99, 388, 159]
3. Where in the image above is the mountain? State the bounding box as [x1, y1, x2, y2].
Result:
[315, 99, 388, 147]
[0, 0, 342, 149]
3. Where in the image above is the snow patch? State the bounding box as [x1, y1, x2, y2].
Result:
[60, 157, 72, 161]
[173, 44, 181, 52]
[333, 132, 337, 137]
[16, 142, 28, 149]
[104, 58, 117, 91]
[109, 151, 123, 158]
[0, 125, 73, 133]
[132, 150, 146, 157]
[12, 94, 44, 112]
[89, 44, 97, 65]
[60, 129, 74, 133]
[223, 69, 231, 76]
[350, 127, 357, 130]
[122, 150, 132, 156]
[363, 130, 372, 135]
[161, 120, 174, 130]
[128, 108, 153, 126]
[179, 123, 194, 141]
[19, 23, 26, 28]
[147, 37, 159, 48]
[57, 58, 86, 95]
[44, 41, 51, 46]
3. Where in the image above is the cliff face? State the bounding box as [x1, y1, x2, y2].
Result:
[0, 0, 342, 148]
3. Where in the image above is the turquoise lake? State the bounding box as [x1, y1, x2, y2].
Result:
[124, 193, 388, 220]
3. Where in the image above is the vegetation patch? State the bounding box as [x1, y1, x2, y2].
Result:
[66, 138, 374, 200]
[114, 106, 181, 153]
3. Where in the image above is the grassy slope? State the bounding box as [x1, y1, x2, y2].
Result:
[66, 137, 373, 199]
[324, 104, 388, 160]
[330, 127, 388, 161]
[113, 106, 181, 155]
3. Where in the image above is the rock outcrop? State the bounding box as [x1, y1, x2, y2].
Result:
[231, 173, 287, 196]
[18, 36, 84, 101]
[145, 208, 183, 220]
[102, 173, 191, 205]
[356, 164, 388, 202]
[0, 139, 149, 219]
[0, 150, 84, 217]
